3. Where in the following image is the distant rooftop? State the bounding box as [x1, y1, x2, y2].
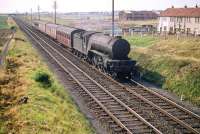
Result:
[160, 6, 200, 17]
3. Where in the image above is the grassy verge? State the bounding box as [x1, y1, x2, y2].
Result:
[0, 18, 94, 133]
[130, 37, 200, 106]
[0, 16, 9, 29]
[124, 35, 158, 47]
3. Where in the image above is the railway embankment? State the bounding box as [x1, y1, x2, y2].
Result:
[0, 18, 94, 133]
[129, 35, 200, 106]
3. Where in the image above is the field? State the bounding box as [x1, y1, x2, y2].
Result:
[124, 35, 158, 47]
[129, 35, 200, 106]
[0, 18, 94, 133]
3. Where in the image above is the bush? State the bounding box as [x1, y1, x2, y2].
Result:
[10, 26, 17, 32]
[34, 70, 52, 88]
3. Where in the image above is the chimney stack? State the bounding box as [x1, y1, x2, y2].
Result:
[184, 5, 187, 8]
[171, 5, 174, 8]
[195, 4, 198, 8]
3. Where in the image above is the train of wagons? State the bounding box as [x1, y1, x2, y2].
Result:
[32, 20, 136, 79]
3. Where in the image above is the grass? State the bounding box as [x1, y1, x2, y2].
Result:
[124, 35, 158, 47]
[24, 15, 76, 27]
[0, 16, 9, 29]
[0, 18, 94, 133]
[130, 36, 200, 106]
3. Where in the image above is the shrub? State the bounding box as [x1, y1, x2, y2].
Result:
[34, 70, 52, 88]
[10, 26, 17, 32]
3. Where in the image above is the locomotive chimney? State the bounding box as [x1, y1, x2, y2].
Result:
[115, 36, 122, 39]
[184, 5, 187, 8]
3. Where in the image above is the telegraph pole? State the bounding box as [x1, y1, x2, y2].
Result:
[53, 1, 57, 24]
[112, 0, 115, 37]
[31, 8, 33, 24]
[38, 5, 40, 20]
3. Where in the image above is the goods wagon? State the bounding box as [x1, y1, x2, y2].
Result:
[46, 23, 58, 39]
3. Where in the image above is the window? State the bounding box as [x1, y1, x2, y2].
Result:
[169, 27, 173, 32]
[164, 26, 167, 31]
[180, 17, 183, 23]
[186, 28, 190, 34]
[195, 17, 200, 23]
[170, 17, 174, 22]
[176, 17, 183, 23]
[185, 17, 191, 22]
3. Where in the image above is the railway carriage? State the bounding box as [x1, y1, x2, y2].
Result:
[46, 23, 58, 39]
[33, 21, 47, 33]
[56, 26, 84, 48]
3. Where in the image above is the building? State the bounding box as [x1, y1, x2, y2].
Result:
[119, 11, 158, 21]
[158, 6, 200, 35]
[122, 25, 156, 35]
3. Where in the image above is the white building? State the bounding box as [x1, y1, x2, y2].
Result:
[158, 6, 200, 35]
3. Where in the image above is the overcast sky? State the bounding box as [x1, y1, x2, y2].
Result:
[0, 0, 199, 13]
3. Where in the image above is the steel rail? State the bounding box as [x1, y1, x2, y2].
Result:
[131, 79, 200, 120]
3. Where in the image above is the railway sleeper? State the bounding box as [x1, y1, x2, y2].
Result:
[147, 99, 166, 104]
[108, 123, 124, 131]
[129, 127, 154, 134]
[160, 105, 175, 110]
[98, 114, 111, 119]
[192, 123, 200, 128]
[92, 91, 108, 96]
[109, 110, 130, 114]
[176, 115, 193, 120]
[101, 101, 119, 105]
[92, 92, 108, 96]
[156, 103, 172, 106]
[100, 100, 116, 103]
[108, 107, 127, 111]
[98, 97, 114, 100]
[112, 111, 131, 116]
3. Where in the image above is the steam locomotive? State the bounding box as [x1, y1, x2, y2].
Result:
[33, 20, 136, 79]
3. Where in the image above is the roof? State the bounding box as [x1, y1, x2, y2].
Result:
[57, 26, 78, 33]
[120, 10, 158, 15]
[46, 23, 59, 28]
[83, 31, 100, 37]
[160, 7, 200, 17]
[33, 20, 48, 24]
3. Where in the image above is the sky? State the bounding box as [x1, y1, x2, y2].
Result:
[0, 0, 199, 13]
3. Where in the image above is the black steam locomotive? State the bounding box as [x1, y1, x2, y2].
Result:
[32, 20, 136, 79]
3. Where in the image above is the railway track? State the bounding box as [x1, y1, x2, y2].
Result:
[15, 18, 200, 134]
[0, 30, 14, 67]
